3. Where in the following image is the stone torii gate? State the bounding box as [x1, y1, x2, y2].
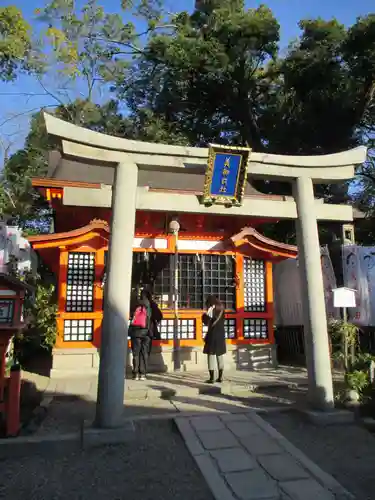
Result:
[43, 113, 367, 428]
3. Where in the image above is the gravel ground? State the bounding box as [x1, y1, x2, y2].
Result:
[263, 410, 375, 500]
[1, 420, 213, 500]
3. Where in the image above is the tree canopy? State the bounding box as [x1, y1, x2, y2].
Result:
[0, 6, 31, 81]
[1, 0, 375, 242]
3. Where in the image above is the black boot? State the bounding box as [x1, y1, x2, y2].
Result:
[206, 370, 215, 384]
[216, 369, 223, 383]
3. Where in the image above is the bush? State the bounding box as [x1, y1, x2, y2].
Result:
[15, 281, 57, 364]
[328, 319, 375, 410]
[345, 370, 370, 394]
[328, 318, 359, 368]
[351, 352, 375, 372]
[341, 353, 375, 411]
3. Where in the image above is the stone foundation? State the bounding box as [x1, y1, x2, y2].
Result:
[50, 348, 100, 377]
[50, 344, 277, 377]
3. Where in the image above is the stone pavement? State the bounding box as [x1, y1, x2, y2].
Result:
[25, 365, 344, 400]
[15, 368, 356, 500]
[21, 366, 345, 436]
[51, 366, 315, 402]
[175, 412, 354, 500]
[26, 367, 320, 435]
[263, 411, 375, 500]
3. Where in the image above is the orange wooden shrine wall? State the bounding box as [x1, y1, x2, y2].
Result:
[42, 233, 275, 350]
[29, 198, 285, 351]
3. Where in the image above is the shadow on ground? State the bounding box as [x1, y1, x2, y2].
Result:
[2, 418, 215, 500]
[22, 377, 312, 437]
[14, 364, 345, 438]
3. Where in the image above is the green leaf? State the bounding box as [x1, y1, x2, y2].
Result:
[0, 6, 31, 81]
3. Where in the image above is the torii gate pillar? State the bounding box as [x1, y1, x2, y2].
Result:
[95, 162, 138, 428]
[294, 177, 334, 409]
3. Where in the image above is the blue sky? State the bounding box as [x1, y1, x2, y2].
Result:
[0, 0, 374, 160]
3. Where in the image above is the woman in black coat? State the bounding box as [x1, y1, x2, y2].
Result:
[203, 296, 226, 384]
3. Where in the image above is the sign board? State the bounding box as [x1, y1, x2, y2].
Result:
[332, 287, 357, 308]
[203, 144, 251, 206]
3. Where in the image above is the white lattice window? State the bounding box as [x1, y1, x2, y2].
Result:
[64, 319, 93, 342]
[243, 258, 266, 312]
[225, 318, 236, 339]
[160, 319, 196, 340]
[66, 252, 95, 312]
[243, 319, 268, 340]
[202, 318, 236, 339]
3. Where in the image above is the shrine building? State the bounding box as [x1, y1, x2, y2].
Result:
[28, 201, 299, 374]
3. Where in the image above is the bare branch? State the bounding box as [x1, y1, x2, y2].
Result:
[0, 105, 56, 129]
[34, 75, 79, 122]
[36, 75, 68, 109]
[135, 24, 177, 38]
[87, 35, 148, 56]
[0, 136, 13, 165]
[3, 189, 16, 209]
[0, 92, 51, 97]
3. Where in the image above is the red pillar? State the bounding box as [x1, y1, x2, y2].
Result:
[6, 365, 21, 437]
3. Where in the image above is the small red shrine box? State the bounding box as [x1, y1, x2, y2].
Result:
[0, 274, 33, 437]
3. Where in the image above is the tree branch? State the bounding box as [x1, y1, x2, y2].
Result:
[86, 35, 148, 56]
[0, 92, 51, 97]
[36, 75, 70, 110]
[0, 105, 56, 129]
[135, 24, 177, 38]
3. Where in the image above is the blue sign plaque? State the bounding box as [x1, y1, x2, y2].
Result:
[203, 144, 251, 206]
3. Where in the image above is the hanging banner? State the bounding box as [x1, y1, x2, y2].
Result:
[321, 246, 339, 320]
[342, 245, 375, 326]
[273, 247, 339, 326]
[202, 144, 251, 206]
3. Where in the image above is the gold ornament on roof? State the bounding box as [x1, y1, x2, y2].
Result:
[90, 218, 109, 228]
